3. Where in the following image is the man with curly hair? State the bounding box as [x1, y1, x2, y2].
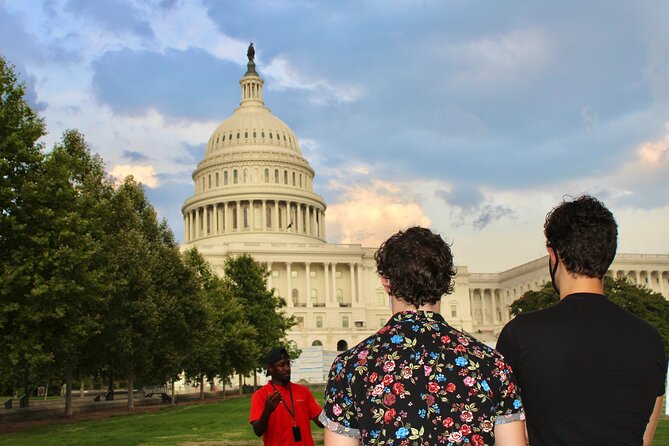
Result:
[320, 226, 526, 446]
[496, 195, 666, 445]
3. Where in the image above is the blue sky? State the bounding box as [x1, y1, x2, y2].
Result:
[2, 0, 668, 272]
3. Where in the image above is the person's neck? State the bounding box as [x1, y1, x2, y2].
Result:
[391, 297, 441, 315]
[558, 275, 604, 299]
[270, 378, 290, 388]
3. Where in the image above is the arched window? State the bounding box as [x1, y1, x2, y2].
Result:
[284, 171, 288, 184]
[311, 340, 323, 347]
[292, 172, 296, 186]
[233, 170, 238, 184]
[208, 175, 211, 189]
[336, 289, 344, 305]
[264, 169, 269, 183]
[292, 288, 300, 306]
[274, 169, 279, 183]
[224, 171, 228, 185]
[215, 172, 219, 187]
[337, 340, 348, 351]
[243, 169, 248, 183]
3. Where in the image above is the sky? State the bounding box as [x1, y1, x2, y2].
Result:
[2, 0, 668, 273]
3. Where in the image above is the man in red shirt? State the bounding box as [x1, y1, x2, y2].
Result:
[250, 347, 323, 445]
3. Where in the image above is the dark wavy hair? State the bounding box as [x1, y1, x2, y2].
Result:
[544, 195, 617, 278]
[374, 227, 456, 307]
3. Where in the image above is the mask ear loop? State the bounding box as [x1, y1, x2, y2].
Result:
[548, 245, 560, 295]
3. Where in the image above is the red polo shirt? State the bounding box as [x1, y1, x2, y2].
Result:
[249, 381, 322, 446]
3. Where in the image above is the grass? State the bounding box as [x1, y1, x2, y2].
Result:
[0, 391, 667, 445]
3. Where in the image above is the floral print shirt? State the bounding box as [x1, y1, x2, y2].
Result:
[319, 311, 524, 446]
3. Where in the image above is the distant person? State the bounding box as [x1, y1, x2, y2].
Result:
[497, 195, 666, 446]
[320, 227, 526, 446]
[250, 347, 323, 445]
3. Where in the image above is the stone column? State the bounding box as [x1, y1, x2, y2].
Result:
[213, 204, 219, 235]
[349, 263, 356, 305]
[267, 262, 273, 291]
[183, 215, 188, 242]
[357, 264, 363, 304]
[224, 202, 228, 233]
[262, 200, 266, 231]
[195, 208, 201, 239]
[660, 271, 666, 297]
[306, 263, 312, 307]
[286, 263, 293, 307]
[332, 263, 338, 305]
[321, 210, 326, 240]
[236, 201, 241, 231]
[274, 200, 279, 231]
[325, 263, 331, 304]
[295, 203, 301, 234]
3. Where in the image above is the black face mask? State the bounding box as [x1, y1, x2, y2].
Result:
[549, 254, 559, 295]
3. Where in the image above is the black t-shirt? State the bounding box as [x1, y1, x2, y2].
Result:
[497, 293, 666, 446]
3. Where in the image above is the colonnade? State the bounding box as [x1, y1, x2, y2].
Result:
[184, 199, 324, 242]
[264, 261, 370, 309]
[609, 269, 669, 297]
[469, 288, 509, 326]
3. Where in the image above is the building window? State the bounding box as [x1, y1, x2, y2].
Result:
[450, 304, 458, 318]
[274, 169, 279, 183]
[336, 289, 343, 305]
[208, 175, 211, 188]
[354, 320, 365, 328]
[379, 318, 386, 328]
[243, 207, 249, 228]
[233, 170, 238, 184]
[296, 316, 304, 329]
[253, 131, 256, 138]
[291, 270, 298, 278]
[264, 169, 269, 183]
[243, 169, 248, 183]
[336, 271, 342, 278]
[244, 131, 248, 138]
[224, 171, 228, 185]
[316, 316, 323, 329]
[292, 288, 300, 306]
[236, 132, 240, 139]
[215, 172, 219, 186]
[342, 315, 349, 328]
[310, 270, 317, 278]
[232, 208, 238, 229]
[337, 340, 348, 351]
[271, 270, 279, 277]
[284, 171, 288, 184]
[311, 340, 322, 346]
[266, 207, 272, 228]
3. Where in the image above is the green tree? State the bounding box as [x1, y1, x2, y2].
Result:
[0, 55, 47, 399]
[510, 277, 669, 354]
[223, 254, 295, 386]
[182, 248, 256, 399]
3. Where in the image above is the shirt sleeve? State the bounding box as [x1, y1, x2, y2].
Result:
[249, 389, 265, 424]
[493, 323, 525, 425]
[319, 354, 361, 439]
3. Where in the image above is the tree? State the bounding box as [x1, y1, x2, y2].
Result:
[0, 55, 47, 399]
[182, 248, 256, 399]
[223, 254, 296, 384]
[510, 277, 669, 354]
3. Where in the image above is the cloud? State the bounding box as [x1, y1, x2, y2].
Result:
[109, 164, 159, 188]
[263, 56, 363, 104]
[65, 0, 155, 39]
[122, 150, 150, 162]
[325, 180, 431, 248]
[91, 48, 240, 120]
[435, 185, 515, 230]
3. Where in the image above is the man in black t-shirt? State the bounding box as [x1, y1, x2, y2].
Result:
[497, 195, 666, 446]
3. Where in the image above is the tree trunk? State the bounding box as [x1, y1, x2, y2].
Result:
[200, 376, 205, 400]
[44, 378, 49, 400]
[238, 374, 243, 395]
[171, 380, 176, 406]
[22, 363, 30, 408]
[253, 370, 258, 391]
[127, 370, 134, 409]
[64, 368, 73, 417]
[222, 381, 226, 400]
[80, 380, 85, 398]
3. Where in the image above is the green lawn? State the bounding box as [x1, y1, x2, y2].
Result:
[0, 392, 667, 445]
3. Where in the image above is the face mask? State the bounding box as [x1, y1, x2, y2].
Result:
[549, 254, 559, 295]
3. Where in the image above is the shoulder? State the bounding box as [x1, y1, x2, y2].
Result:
[251, 383, 272, 399]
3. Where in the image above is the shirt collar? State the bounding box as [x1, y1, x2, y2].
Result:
[391, 310, 445, 324]
[560, 292, 607, 304]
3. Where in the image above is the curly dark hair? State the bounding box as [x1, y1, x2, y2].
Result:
[374, 227, 456, 307]
[544, 195, 617, 278]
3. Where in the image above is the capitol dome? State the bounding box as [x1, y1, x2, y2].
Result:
[182, 46, 327, 244]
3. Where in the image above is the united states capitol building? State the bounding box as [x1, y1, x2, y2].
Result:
[181, 51, 669, 357]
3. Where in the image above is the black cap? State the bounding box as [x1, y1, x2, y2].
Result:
[265, 347, 289, 367]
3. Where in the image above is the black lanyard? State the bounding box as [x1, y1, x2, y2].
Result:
[270, 381, 296, 426]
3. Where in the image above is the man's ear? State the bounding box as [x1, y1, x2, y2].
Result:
[381, 277, 391, 294]
[547, 246, 558, 265]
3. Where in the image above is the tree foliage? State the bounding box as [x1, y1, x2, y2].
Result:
[510, 276, 669, 354]
[223, 254, 296, 374]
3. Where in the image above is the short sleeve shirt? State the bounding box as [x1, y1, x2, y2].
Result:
[250, 381, 322, 446]
[320, 311, 524, 445]
[496, 293, 666, 446]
